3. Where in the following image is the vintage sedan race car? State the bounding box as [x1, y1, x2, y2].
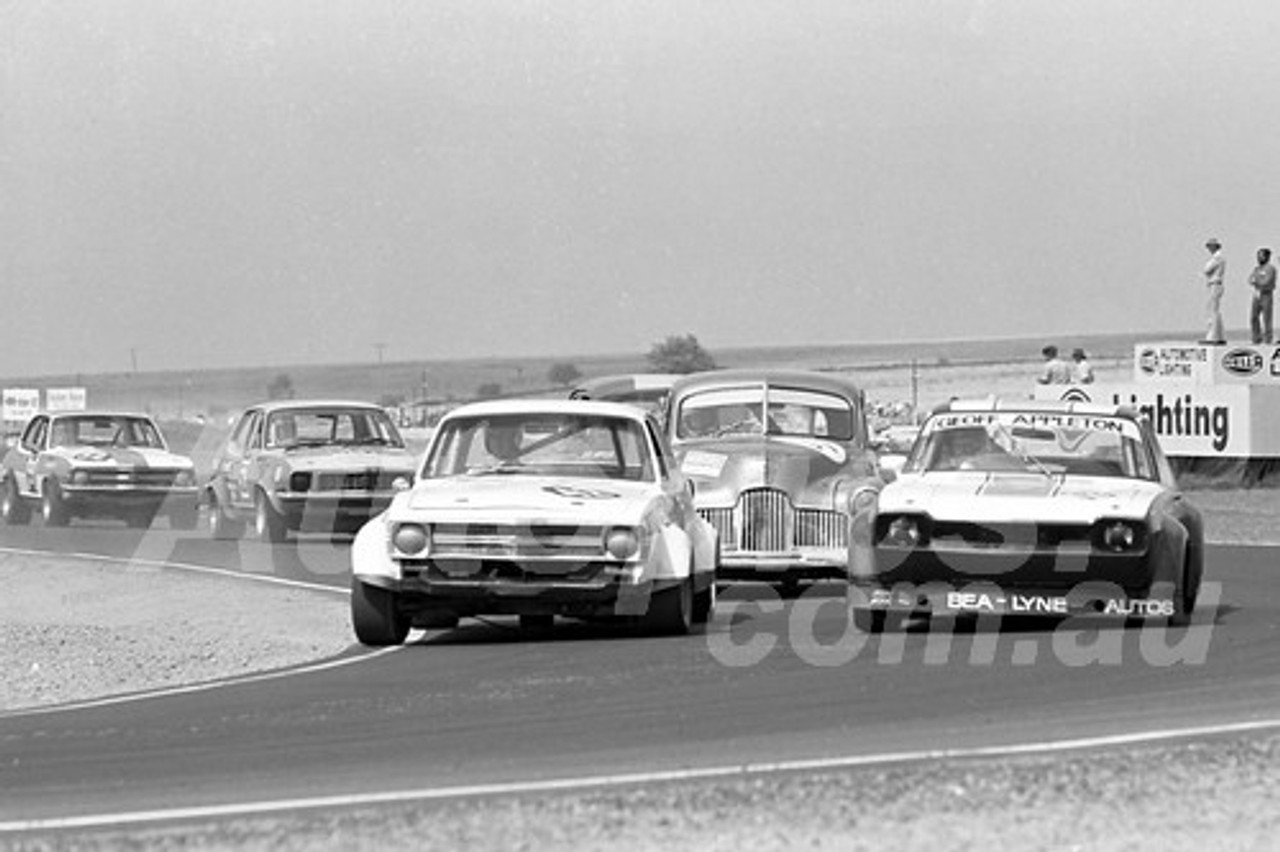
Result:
[206, 400, 418, 542]
[667, 369, 885, 593]
[350, 399, 719, 646]
[849, 399, 1205, 630]
[0, 411, 199, 529]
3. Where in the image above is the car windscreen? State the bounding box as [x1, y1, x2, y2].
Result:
[422, 413, 654, 482]
[675, 386, 854, 440]
[51, 416, 165, 449]
[905, 411, 1154, 479]
[264, 408, 405, 449]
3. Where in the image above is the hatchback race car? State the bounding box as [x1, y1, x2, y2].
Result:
[206, 400, 418, 542]
[349, 399, 719, 645]
[0, 411, 200, 528]
[848, 399, 1205, 630]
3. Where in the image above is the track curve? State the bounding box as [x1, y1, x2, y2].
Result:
[2, 524, 1278, 828]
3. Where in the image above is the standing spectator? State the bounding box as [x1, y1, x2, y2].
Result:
[1037, 345, 1072, 384]
[1248, 246, 1276, 345]
[1202, 237, 1227, 344]
[1071, 348, 1095, 384]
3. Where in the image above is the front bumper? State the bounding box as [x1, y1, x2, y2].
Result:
[849, 578, 1177, 619]
[360, 571, 683, 620]
[60, 485, 200, 514]
[272, 491, 396, 527]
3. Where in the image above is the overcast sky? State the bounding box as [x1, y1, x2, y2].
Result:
[4, 0, 1280, 376]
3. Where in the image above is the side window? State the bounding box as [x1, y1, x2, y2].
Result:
[227, 411, 260, 457]
[24, 417, 48, 452]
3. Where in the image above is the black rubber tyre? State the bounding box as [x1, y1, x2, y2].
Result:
[208, 494, 245, 540]
[254, 491, 289, 543]
[778, 578, 804, 599]
[41, 482, 70, 527]
[642, 578, 693, 636]
[692, 578, 715, 624]
[351, 578, 410, 647]
[1, 477, 31, 525]
[852, 608, 892, 634]
[519, 614, 555, 632]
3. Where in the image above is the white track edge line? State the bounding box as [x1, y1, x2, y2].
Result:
[4, 716, 1280, 833]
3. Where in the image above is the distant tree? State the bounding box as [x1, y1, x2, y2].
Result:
[547, 362, 582, 386]
[647, 333, 717, 374]
[266, 373, 295, 400]
[476, 382, 503, 400]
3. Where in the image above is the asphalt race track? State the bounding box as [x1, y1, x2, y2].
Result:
[3, 524, 1280, 829]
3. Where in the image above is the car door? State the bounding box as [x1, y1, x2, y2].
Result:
[215, 409, 260, 511]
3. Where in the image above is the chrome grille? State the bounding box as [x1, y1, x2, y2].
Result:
[313, 470, 401, 492]
[428, 523, 606, 559]
[80, 469, 182, 487]
[739, 488, 790, 552]
[795, 508, 847, 549]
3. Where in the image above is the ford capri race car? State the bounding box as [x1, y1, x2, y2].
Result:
[849, 399, 1205, 631]
[666, 370, 885, 595]
[206, 400, 418, 542]
[350, 399, 719, 646]
[0, 411, 200, 529]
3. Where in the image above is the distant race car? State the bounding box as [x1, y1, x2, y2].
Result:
[0, 411, 200, 529]
[666, 369, 886, 594]
[849, 398, 1205, 631]
[568, 373, 681, 425]
[205, 400, 418, 542]
[349, 399, 719, 645]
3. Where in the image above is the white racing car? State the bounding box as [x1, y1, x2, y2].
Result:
[849, 398, 1206, 630]
[350, 399, 719, 645]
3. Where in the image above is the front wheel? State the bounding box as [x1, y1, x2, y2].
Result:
[254, 491, 289, 543]
[642, 578, 693, 636]
[1, 477, 31, 525]
[41, 482, 70, 527]
[208, 493, 245, 540]
[351, 578, 410, 646]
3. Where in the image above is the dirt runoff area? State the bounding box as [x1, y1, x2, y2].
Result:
[3, 487, 1280, 850]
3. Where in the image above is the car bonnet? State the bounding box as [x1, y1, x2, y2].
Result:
[392, 476, 658, 525]
[878, 473, 1166, 524]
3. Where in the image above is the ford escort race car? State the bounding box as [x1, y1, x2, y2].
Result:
[666, 369, 885, 595]
[848, 399, 1205, 630]
[206, 400, 418, 542]
[0, 411, 200, 529]
[349, 399, 719, 646]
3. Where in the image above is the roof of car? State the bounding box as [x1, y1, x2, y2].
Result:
[934, 397, 1140, 419]
[668, 368, 865, 399]
[42, 410, 157, 420]
[442, 398, 653, 421]
[245, 399, 389, 414]
[570, 373, 681, 398]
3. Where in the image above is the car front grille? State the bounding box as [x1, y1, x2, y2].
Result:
[77, 469, 185, 488]
[699, 488, 846, 553]
[427, 523, 607, 559]
[312, 470, 402, 492]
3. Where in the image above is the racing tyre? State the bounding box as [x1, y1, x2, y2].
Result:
[41, 482, 70, 527]
[208, 494, 245, 540]
[351, 578, 410, 646]
[254, 491, 289, 543]
[1, 477, 31, 525]
[853, 608, 906, 634]
[642, 578, 693, 636]
[692, 578, 715, 624]
[519, 614, 555, 632]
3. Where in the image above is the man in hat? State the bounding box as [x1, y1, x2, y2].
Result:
[1071, 347, 1095, 384]
[1202, 238, 1226, 344]
[1249, 247, 1275, 344]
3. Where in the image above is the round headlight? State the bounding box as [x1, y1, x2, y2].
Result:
[1102, 521, 1136, 551]
[71, 470, 90, 486]
[289, 471, 312, 492]
[604, 527, 640, 560]
[885, 516, 921, 548]
[175, 470, 195, 487]
[392, 523, 430, 556]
